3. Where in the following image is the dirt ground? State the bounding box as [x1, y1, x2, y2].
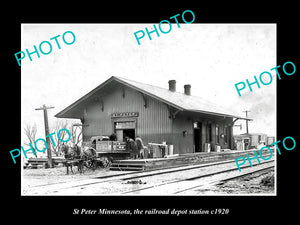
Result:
[22, 165, 132, 193]
[193, 171, 275, 195]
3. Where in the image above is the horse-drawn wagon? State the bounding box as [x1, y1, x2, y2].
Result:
[61, 135, 130, 174]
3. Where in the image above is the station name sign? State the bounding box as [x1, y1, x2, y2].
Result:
[111, 112, 139, 118]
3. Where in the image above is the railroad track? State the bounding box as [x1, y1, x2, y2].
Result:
[120, 160, 274, 195]
[173, 165, 274, 195]
[23, 158, 241, 191]
[24, 157, 275, 195]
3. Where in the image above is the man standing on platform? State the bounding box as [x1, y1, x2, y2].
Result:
[125, 136, 139, 159]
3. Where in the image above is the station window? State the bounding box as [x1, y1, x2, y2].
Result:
[193, 122, 201, 129]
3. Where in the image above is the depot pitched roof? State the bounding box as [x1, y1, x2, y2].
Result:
[55, 76, 249, 120]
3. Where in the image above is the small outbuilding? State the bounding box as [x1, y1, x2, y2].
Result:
[233, 133, 269, 150]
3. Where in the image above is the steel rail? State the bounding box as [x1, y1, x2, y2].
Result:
[120, 160, 274, 194]
[173, 165, 274, 194]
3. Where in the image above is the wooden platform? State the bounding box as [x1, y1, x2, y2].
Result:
[110, 148, 273, 171]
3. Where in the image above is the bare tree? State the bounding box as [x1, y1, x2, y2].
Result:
[69, 124, 82, 146]
[49, 120, 83, 156]
[23, 123, 38, 157]
[49, 120, 68, 156]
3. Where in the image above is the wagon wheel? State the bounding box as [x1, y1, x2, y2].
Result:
[82, 155, 97, 171]
[85, 159, 94, 169]
[99, 157, 112, 168]
[81, 155, 92, 168]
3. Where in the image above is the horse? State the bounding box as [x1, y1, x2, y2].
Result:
[125, 137, 139, 159]
[61, 144, 84, 175]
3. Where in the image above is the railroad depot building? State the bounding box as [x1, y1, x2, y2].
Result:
[55, 76, 248, 154]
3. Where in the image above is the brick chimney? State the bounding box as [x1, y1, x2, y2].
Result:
[168, 80, 176, 92]
[184, 84, 191, 95]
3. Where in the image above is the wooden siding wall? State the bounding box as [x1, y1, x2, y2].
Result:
[171, 112, 234, 154]
[81, 84, 234, 154]
[172, 113, 194, 154]
[82, 86, 172, 146]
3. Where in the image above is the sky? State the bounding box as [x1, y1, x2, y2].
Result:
[21, 23, 276, 148]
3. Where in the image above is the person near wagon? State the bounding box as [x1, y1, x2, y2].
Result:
[125, 136, 139, 159]
[109, 133, 117, 141]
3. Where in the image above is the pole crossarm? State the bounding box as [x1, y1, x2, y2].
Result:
[35, 105, 55, 110]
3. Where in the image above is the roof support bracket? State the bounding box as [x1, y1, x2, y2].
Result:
[173, 109, 181, 119]
[80, 117, 85, 124]
[166, 104, 181, 119]
[141, 93, 148, 108]
[100, 100, 104, 112]
[232, 118, 240, 124]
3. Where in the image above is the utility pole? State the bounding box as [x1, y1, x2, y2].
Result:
[35, 104, 55, 168]
[242, 110, 251, 134]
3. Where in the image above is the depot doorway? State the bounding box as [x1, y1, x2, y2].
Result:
[114, 121, 136, 142]
[123, 129, 135, 140]
[194, 122, 202, 152]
